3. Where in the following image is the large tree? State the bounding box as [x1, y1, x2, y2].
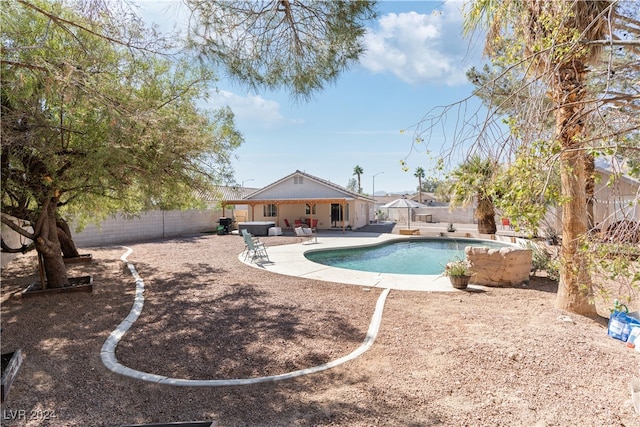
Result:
[353, 165, 364, 194]
[184, 0, 377, 99]
[1, 0, 242, 287]
[2, 0, 379, 289]
[464, 0, 617, 315]
[465, 3, 640, 233]
[448, 155, 498, 235]
[465, 65, 561, 234]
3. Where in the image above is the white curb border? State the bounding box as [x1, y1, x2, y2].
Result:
[100, 246, 389, 386]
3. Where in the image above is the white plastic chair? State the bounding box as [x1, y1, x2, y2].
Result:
[294, 226, 317, 243]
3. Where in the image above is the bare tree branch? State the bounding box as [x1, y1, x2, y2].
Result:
[1, 214, 35, 240]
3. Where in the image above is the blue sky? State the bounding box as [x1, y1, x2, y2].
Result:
[136, 1, 488, 194]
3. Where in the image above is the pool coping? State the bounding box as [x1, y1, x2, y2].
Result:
[240, 232, 521, 292]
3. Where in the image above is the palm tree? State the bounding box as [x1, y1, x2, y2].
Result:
[465, 0, 611, 315]
[353, 165, 364, 193]
[414, 167, 425, 203]
[449, 156, 497, 235]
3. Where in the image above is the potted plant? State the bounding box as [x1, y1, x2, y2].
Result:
[445, 258, 472, 289]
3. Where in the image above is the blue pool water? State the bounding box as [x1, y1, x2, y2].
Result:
[304, 238, 509, 275]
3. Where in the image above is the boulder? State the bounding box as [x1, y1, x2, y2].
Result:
[465, 246, 532, 287]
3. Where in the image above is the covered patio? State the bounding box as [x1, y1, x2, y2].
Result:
[221, 198, 353, 233]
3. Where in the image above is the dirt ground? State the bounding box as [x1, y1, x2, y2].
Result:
[1, 233, 639, 426]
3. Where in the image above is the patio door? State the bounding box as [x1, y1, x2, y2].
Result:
[331, 203, 349, 228]
[331, 204, 342, 227]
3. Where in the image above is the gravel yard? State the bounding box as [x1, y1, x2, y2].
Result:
[1, 232, 639, 426]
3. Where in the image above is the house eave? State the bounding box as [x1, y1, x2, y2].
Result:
[222, 197, 357, 207]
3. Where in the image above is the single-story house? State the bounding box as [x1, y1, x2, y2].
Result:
[222, 170, 375, 231]
[594, 156, 639, 226]
[542, 156, 639, 236]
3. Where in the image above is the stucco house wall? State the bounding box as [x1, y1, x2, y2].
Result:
[507, 157, 639, 237]
[248, 201, 367, 229]
[594, 173, 639, 226]
[251, 174, 348, 199]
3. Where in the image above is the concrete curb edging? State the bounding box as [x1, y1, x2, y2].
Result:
[100, 246, 390, 386]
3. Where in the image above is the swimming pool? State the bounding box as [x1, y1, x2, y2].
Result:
[304, 238, 510, 275]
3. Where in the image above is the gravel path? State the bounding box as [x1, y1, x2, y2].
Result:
[1, 233, 639, 426]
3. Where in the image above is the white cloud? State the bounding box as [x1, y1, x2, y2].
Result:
[360, 3, 479, 86]
[206, 90, 303, 129]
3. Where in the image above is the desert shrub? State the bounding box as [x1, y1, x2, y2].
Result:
[528, 241, 560, 280]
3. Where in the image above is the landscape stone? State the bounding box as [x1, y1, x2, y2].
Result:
[465, 246, 533, 287]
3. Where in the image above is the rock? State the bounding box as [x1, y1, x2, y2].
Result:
[557, 315, 574, 324]
[465, 246, 533, 287]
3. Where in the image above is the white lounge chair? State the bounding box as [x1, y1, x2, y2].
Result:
[294, 226, 317, 243]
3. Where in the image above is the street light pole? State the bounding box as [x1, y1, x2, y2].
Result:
[372, 172, 383, 223]
[239, 179, 255, 222]
[241, 179, 254, 197]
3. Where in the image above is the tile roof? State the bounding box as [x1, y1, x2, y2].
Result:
[247, 170, 375, 202]
[195, 186, 260, 202]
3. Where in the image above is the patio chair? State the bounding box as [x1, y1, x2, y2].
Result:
[241, 229, 269, 262]
[241, 228, 265, 247]
[240, 229, 255, 257]
[294, 219, 305, 228]
[294, 226, 317, 243]
[283, 219, 293, 230]
[501, 218, 513, 230]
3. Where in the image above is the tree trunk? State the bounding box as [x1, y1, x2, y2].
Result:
[553, 62, 597, 316]
[35, 198, 69, 288]
[477, 216, 497, 235]
[56, 218, 80, 258]
[476, 197, 497, 234]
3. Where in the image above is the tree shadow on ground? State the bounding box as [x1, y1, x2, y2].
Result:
[116, 258, 367, 380]
[0, 241, 451, 426]
[521, 275, 559, 294]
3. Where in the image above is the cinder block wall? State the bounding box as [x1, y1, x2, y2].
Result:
[1, 209, 226, 268]
[410, 207, 476, 224]
[71, 209, 223, 247]
[1, 222, 32, 268]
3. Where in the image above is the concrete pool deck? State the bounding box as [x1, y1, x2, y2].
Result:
[240, 226, 521, 292]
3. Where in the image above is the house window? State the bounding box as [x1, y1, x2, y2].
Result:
[263, 204, 277, 217]
[305, 204, 316, 215]
[294, 176, 303, 185]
